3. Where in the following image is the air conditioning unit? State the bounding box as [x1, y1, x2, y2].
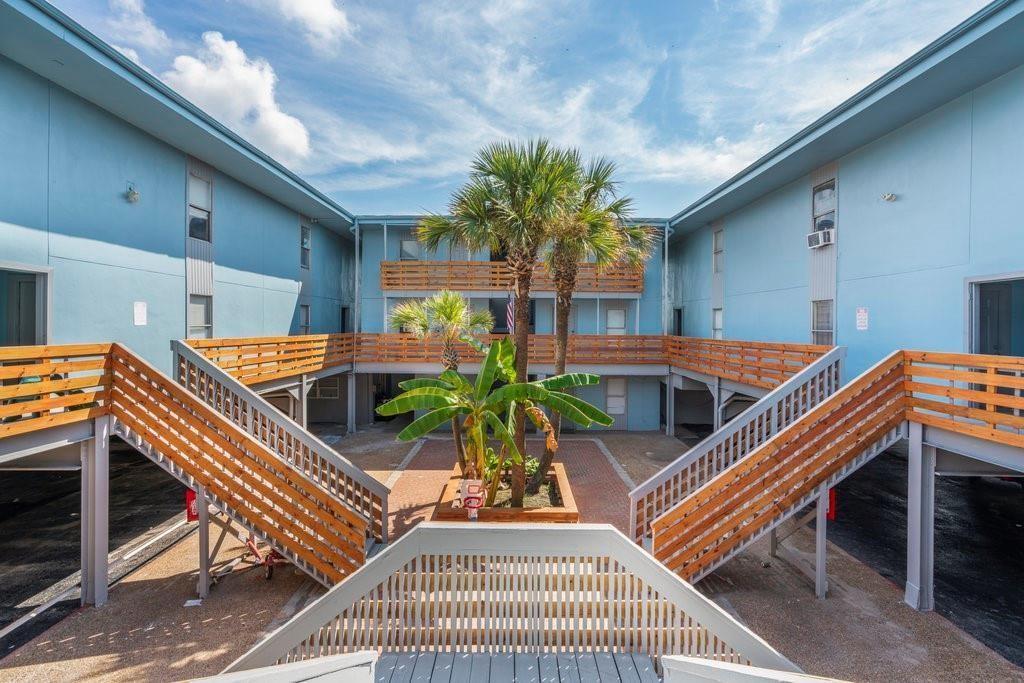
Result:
[807, 228, 835, 249]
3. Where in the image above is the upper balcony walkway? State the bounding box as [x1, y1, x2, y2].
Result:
[379, 260, 645, 295]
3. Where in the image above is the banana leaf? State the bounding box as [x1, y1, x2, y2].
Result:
[376, 387, 457, 416]
[398, 377, 455, 391]
[483, 410, 522, 464]
[536, 373, 601, 390]
[396, 406, 465, 440]
[545, 390, 614, 426]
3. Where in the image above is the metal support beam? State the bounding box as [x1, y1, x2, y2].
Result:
[815, 489, 828, 599]
[80, 416, 109, 606]
[197, 485, 210, 599]
[905, 421, 935, 611]
[665, 375, 675, 437]
[347, 373, 357, 434]
[768, 528, 778, 558]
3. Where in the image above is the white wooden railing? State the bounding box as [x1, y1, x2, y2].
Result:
[224, 523, 799, 675]
[629, 347, 845, 544]
[171, 340, 389, 543]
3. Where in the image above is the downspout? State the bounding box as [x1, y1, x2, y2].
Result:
[662, 220, 672, 335]
[351, 218, 361, 333]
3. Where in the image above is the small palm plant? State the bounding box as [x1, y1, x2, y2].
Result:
[376, 338, 611, 506]
[387, 290, 494, 469]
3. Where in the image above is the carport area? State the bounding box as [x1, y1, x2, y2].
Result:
[0, 438, 187, 655]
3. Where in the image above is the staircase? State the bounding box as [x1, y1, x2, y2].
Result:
[629, 346, 846, 544]
[108, 345, 370, 585]
[171, 340, 388, 545]
[649, 348, 1024, 582]
[0, 342, 379, 587]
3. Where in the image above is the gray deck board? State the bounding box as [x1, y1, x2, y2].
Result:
[431, 652, 454, 683]
[411, 651, 436, 682]
[538, 654, 560, 683]
[613, 653, 641, 683]
[631, 653, 659, 683]
[514, 653, 540, 683]
[449, 653, 474, 683]
[377, 651, 661, 682]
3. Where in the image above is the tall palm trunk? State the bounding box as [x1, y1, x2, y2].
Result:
[527, 263, 576, 493]
[509, 255, 534, 506]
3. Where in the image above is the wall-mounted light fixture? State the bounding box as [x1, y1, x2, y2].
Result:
[881, 192, 897, 202]
[126, 182, 140, 203]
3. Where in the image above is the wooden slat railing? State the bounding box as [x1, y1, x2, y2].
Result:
[109, 344, 367, 584]
[186, 334, 354, 386]
[648, 349, 1024, 582]
[173, 340, 389, 544]
[904, 350, 1024, 449]
[380, 260, 645, 293]
[0, 344, 111, 439]
[224, 523, 799, 676]
[651, 351, 906, 580]
[665, 337, 832, 390]
[629, 346, 845, 544]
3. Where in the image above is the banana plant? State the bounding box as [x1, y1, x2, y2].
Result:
[376, 338, 612, 507]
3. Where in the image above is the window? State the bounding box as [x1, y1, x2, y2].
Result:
[812, 299, 834, 345]
[299, 304, 311, 335]
[606, 378, 626, 416]
[712, 228, 724, 273]
[400, 239, 419, 260]
[300, 225, 312, 269]
[188, 294, 212, 338]
[606, 308, 626, 335]
[310, 376, 340, 400]
[812, 180, 836, 233]
[712, 308, 724, 340]
[187, 174, 212, 241]
[340, 306, 350, 333]
[673, 307, 684, 336]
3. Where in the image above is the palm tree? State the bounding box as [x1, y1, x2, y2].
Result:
[418, 139, 578, 505]
[527, 156, 657, 493]
[388, 290, 493, 469]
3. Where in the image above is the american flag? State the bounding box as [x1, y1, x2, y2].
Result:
[506, 293, 515, 334]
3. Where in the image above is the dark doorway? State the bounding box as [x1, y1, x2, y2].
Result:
[673, 307, 683, 336]
[974, 278, 1024, 356]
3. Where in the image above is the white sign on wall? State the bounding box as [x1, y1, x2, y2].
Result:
[133, 301, 148, 326]
[855, 307, 869, 331]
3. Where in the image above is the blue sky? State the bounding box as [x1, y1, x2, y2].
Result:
[54, 0, 987, 217]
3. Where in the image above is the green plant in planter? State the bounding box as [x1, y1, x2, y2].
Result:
[376, 338, 612, 507]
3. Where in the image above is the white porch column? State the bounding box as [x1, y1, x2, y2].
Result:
[815, 489, 828, 599]
[196, 484, 210, 599]
[296, 373, 309, 430]
[347, 373, 357, 434]
[665, 375, 675, 437]
[80, 416, 110, 606]
[905, 421, 935, 611]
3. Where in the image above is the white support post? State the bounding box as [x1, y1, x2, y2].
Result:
[197, 484, 210, 599]
[768, 528, 779, 558]
[81, 416, 109, 606]
[297, 373, 308, 429]
[905, 421, 935, 611]
[665, 375, 675, 437]
[712, 378, 722, 431]
[347, 373, 357, 434]
[815, 489, 828, 599]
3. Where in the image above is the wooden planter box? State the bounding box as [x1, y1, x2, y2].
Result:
[431, 462, 579, 523]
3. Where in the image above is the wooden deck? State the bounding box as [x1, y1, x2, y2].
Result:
[379, 260, 645, 294]
[375, 651, 660, 682]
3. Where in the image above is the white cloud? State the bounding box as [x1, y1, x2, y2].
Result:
[106, 0, 170, 54]
[162, 32, 311, 165]
[112, 44, 142, 65]
[250, 0, 353, 48]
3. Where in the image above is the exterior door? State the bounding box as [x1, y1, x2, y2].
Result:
[5, 274, 38, 345]
[976, 281, 1015, 355]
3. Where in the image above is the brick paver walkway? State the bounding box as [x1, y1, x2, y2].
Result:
[386, 438, 631, 539]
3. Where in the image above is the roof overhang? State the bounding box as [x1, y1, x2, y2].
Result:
[668, 0, 1024, 235]
[0, 0, 356, 235]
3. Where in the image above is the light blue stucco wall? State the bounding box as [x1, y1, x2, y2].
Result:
[669, 62, 1024, 378]
[0, 55, 351, 374]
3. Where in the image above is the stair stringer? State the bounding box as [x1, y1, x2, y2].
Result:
[689, 421, 907, 583]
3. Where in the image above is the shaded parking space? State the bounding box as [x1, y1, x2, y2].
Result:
[0, 439, 185, 655]
[828, 450, 1024, 667]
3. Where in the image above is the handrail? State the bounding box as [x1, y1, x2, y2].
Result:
[379, 260, 645, 293]
[629, 346, 845, 544]
[223, 523, 799, 675]
[172, 340, 389, 543]
[109, 343, 368, 584]
[652, 351, 907, 579]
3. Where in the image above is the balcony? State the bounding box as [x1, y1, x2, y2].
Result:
[379, 260, 645, 294]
